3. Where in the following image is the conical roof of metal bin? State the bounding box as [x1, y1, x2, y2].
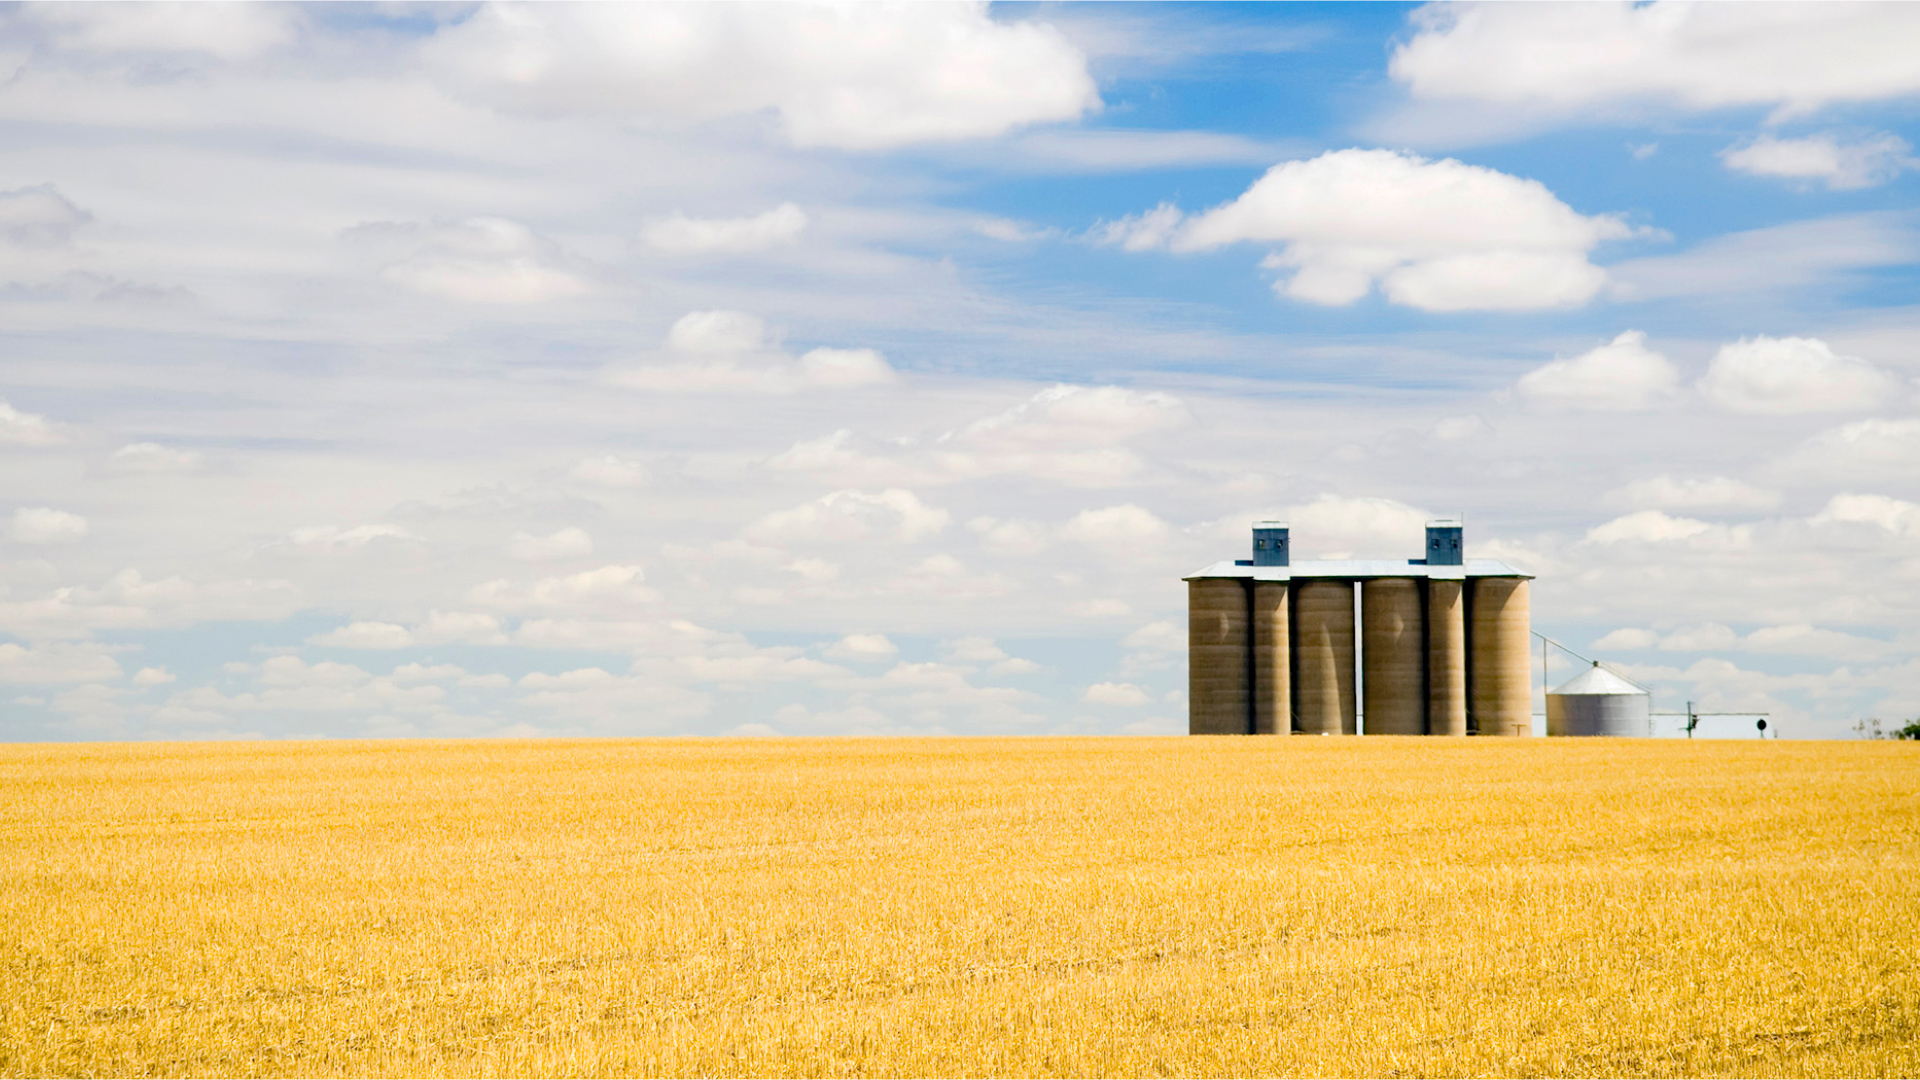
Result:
[1550, 663, 1648, 696]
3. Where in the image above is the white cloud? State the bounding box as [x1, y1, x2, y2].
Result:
[745, 489, 948, 546]
[1608, 213, 1916, 303]
[104, 442, 206, 474]
[642, 203, 808, 254]
[936, 384, 1188, 485]
[0, 184, 92, 247]
[1585, 511, 1713, 544]
[1083, 681, 1150, 706]
[1391, 3, 1920, 117]
[1781, 419, 1920, 481]
[618, 310, 897, 393]
[1058, 504, 1170, 549]
[824, 633, 898, 661]
[26, 2, 299, 61]
[1593, 621, 1895, 662]
[1157, 149, 1629, 311]
[10, 507, 89, 544]
[283, 524, 423, 554]
[310, 610, 510, 650]
[1094, 201, 1184, 252]
[1722, 132, 1915, 191]
[422, 2, 1099, 149]
[0, 400, 65, 446]
[1811, 493, 1920, 538]
[472, 565, 657, 612]
[797, 348, 896, 389]
[1609, 475, 1780, 512]
[131, 666, 176, 687]
[346, 217, 591, 305]
[508, 526, 594, 562]
[966, 516, 1049, 556]
[309, 621, 415, 649]
[1281, 494, 1430, 559]
[1516, 331, 1680, 410]
[1121, 620, 1184, 653]
[569, 455, 650, 488]
[1697, 335, 1898, 415]
[0, 641, 122, 684]
[938, 636, 1039, 674]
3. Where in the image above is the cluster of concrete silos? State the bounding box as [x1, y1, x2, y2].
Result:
[1186, 520, 1534, 736]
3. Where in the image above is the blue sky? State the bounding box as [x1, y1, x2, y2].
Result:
[4, 1, 1920, 741]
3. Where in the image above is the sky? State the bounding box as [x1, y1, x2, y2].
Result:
[4, 1, 1920, 742]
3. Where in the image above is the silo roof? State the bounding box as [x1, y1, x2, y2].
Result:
[1549, 664, 1648, 697]
[1182, 558, 1531, 582]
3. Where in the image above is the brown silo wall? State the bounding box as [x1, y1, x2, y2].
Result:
[1188, 579, 1250, 735]
[1292, 580, 1356, 735]
[1426, 579, 1467, 736]
[1469, 577, 1532, 737]
[1362, 577, 1425, 735]
[1251, 581, 1290, 735]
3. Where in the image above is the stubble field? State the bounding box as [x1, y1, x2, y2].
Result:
[2, 736, 1916, 1077]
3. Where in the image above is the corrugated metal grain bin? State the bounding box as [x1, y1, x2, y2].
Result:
[1547, 663, 1650, 737]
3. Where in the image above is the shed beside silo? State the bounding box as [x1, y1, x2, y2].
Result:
[1546, 663, 1650, 737]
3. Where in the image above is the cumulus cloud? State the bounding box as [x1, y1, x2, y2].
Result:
[345, 217, 591, 305]
[616, 310, 897, 393]
[1811, 493, 1920, 538]
[1083, 681, 1150, 706]
[1121, 620, 1185, 653]
[422, 2, 1098, 149]
[0, 641, 122, 684]
[642, 203, 808, 254]
[1058, 505, 1170, 549]
[824, 633, 898, 661]
[10, 507, 89, 544]
[1094, 202, 1183, 252]
[1594, 621, 1895, 661]
[1281, 494, 1430, 559]
[1697, 335, 1898, 414]
[131, 666, 176, 687]
[25, 2, 299, 61]
[311, 611, 510, 649]
[1143, 149, 1630, 311]
[0, 184, 92, 247]
[101, 442, 207, 475]
[937, 384, 1188, 485]
[1515, 331, 1681, 410]
[939, 636, 1039, 675]
[1585, 510, 1713, 544]
[0, 400, 66, 446]
[1780, 418, 1920, 481]
[1722, 133, 1915, 190]
[472, 565, 658, 612]
[569, 455, 650, 487]
[508, 526, 594, 562]
[1608, 475, 1781, 512]
[745, 489, 948, 546]
[282, 524, 423, 555]
[1391, 2, 1920, 117]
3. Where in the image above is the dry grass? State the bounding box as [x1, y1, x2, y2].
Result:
[2, 736, 1916, 1078]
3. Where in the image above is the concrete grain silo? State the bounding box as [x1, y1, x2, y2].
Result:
[1294, 580, 1356, 735]
[1361, 577, 1424, 735]
[1187, 577, 1251, 735]
[1183, 517, 1532, 737]
[1468, 576, 1532, 737]
[1547, 664, 1650, 737]
[1425, 577, 1468, 736]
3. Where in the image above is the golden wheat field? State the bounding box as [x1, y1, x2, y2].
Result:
[2, 737, 1917, 1078]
